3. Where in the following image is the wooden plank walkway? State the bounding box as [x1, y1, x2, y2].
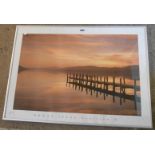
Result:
[66, 73, 141, 103]
[67, 73, 140, 90]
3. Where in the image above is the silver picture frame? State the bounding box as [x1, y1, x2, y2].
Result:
[3, 25, 152, 128]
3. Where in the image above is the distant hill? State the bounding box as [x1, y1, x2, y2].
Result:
[18, 65, 140, 79]
[62, 65, 140, 79]
[18, 65, 27, 72]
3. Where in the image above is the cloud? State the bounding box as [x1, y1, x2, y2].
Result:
[20, 34, 139, 68]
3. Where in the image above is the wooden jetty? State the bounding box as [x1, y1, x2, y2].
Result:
[66, 72, 140, 105]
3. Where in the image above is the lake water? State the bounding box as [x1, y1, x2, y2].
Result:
[14, 70, 141, 115]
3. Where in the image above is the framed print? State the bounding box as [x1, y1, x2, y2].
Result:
[3, 25, 152, 128]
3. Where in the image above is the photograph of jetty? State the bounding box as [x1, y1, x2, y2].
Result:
[14, 34, 141, 116]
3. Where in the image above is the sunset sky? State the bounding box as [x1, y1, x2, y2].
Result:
[19, 34, 139, 68]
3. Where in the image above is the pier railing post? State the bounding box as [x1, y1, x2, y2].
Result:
[134, 79, 137, 97]
[113, 76, 115, 102]
[106, 76, 108, 96]
[123, 77, 126, 102]
[120, 77, 122, 105]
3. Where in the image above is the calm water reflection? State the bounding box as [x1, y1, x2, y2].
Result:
[14, 70, 141, 115]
